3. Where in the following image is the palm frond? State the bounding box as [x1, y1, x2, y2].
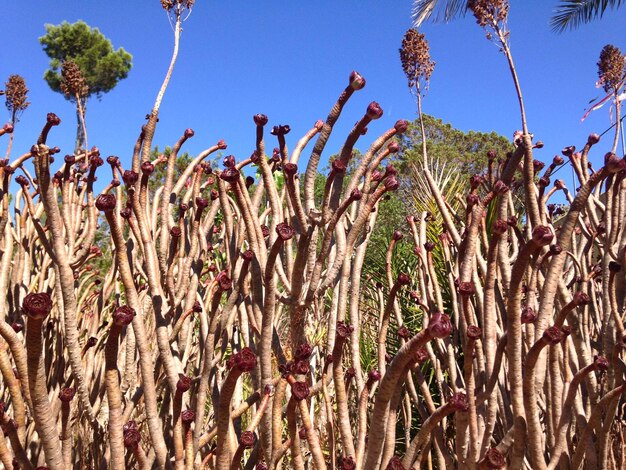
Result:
[550, 0, 624, 32]
[412, 0, 468, 27]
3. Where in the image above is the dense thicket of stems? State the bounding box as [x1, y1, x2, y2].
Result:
[0, 2, 625, 469]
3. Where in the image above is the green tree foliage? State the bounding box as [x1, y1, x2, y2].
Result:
[398, 114, 512, 174]
[39, 21, 132, 151]
[39, 21, 132, 99]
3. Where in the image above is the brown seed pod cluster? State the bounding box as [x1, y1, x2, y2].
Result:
[597, 44, 625, 93]
[399, 28, 435, 91]
[468, 0, 509, 28]
[160, 0, 194, 11]
[60, 60, 89, 100]
[4, 74, 30, 118]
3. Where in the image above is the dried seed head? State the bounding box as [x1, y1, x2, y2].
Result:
[458, 281, 476, 297]
[492, 219, 508, 235]
[469, 174, 484, 189]
[113, 305, 135, 326]
[226, 347, 257, 372]
[572, 291, 590, 306]
[449, 392, 470, 412]
[95, 194, 117, 212]
[123, 427, 141, 449]
[594, 355, 609, 371]
[394, 119, 409, 134]
[531, 225, 554, 246]
[293, 360, 310, 375]
[123, 420, 138, 433]
[15, 175, 29, 188]
[294, 343, 313, 360]
[176, 374, 192, 394]
[548, 244, 563, 256]
[368, 369, 381, 382]
[349, 71, 366, 90]
[521, 304, 537, 324]
[604, 152, 626, 173]
[397, 273, 411, 286]
[122, 170, 139, 185]
[216, 271, 233, 291]
[415, 347, 429, 363]
[480, 448, 506, 468]
[47, 113, 61, 126]
[195, 197, 209, 211]
[181, 409, 195, 425]
[239, 431, 257, 449]
[366, 101, 383, 120]
[331, 158, 347, 174]
[341, 456, 357, 470]
[60, 60, 88, 99]
[428, 312, 453, 338]
[270, 124, 291, 136]
[397, 325, 411, 339]
[384, 175, 400, 192]
[140, 161, 154, 175]
[467, 325, 482, 340]
[387, 141, 400, 154]
[253, 114, 268, 126]
[283, 162, 298, 176]
[276, 222, 295, 241]
[468, 0, 509, 27]
[385, 457, 406, 470]
[220, 167, 240, 183]
[336, 321, 354, 339]
[242, 250, 254, 262]
[23, 293, 53, 320]
[290, 381, 309, 401]
[161, 0, 195, 10]
[587, 133, 601, 146]
[223, 155, 236, 168]
[400, 28, 435, 91]
[4, 75, 30, 119]
[493, 180, 509, 195]
[59, 387, 76, 403]
[597, 44, 625, 93]
[543, 326, 564, 345]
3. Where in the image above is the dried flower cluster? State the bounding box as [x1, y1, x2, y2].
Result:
[60, 60, 89, 100]
[4, 74, 30, 120]
[399, 28, 435, 92]
[468, 0, 509, 28]
[160, 0, 194, 11]
[597, 44, 625, 93]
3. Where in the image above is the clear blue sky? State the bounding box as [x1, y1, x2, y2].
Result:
[2, 1, 625, 190]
